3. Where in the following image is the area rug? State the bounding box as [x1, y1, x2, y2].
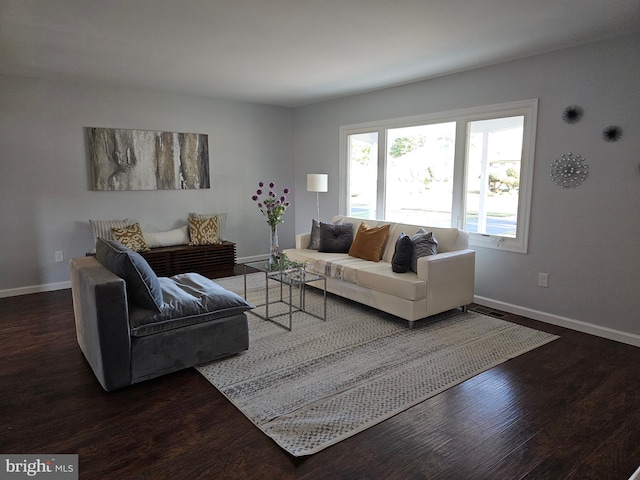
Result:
[196, 273, 558, 456]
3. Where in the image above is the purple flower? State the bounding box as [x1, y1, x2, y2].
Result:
[252, 181, 291, 227]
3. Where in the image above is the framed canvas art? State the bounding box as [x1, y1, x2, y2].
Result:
[87, 127, 210, 191]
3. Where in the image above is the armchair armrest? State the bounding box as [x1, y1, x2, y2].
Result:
[71, 256, 132, 391]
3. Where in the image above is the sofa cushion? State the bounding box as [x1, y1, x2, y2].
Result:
[95, 238, 164, 312]
[391, 233, 413, 273]
[355, 263, 427, 301]
[319, 222, 353, 253]
[111, 222, 150, 252]
[348, 222, 391, 262]
[128, 273, 254, 336]
[411, 228, 438, 273]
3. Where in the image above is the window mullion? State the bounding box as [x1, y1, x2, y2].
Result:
[450, 121, 468, 229]
[377, 128, 386, 220]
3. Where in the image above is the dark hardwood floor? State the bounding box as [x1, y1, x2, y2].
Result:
[1, 284, 639, 479]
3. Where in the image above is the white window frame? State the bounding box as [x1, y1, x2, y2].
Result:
[339, 99, 538, 253]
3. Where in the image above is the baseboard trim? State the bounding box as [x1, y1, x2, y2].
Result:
[0, 281, 72, 298]
[475, 295, 640, 348]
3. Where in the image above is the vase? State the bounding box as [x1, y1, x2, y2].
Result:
[268, 223, 280, 268]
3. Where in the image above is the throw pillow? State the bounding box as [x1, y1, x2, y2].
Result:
[142, 226, 190, 249]
[348, 222, 391, 262]
[188, 216, 221, 245]
[189, 212, 227, 240]
[89, 218, 133, 253]
[95, 238, 163, 312]
[111, 223, 150, 252]
[308, 219, 321, 250]
[391, 233, 413, 273]
[318, 222, 354, 253]
[411, 228, 439, 273]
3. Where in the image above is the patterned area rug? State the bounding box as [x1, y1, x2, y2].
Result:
[196, 273, 559, 456]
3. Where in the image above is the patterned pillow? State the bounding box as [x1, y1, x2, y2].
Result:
[348, 222, 391, 262]
[188, 216, 221, 245]
[411, 228, 439, 273]
[189, 212, 227, 240]
[111, 223, 149, 252]
[111, 223, 150, 252]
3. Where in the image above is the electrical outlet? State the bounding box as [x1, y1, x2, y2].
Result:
[55, 251, 64, 263]
[538, 272, 549, 288]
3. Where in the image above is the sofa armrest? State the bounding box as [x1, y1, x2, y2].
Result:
[295, 233, 311, 249]
[71, 256, 132, 391]
[417, 249, 476, 312]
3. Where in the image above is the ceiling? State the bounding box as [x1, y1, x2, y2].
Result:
[1, 0, 639, 107]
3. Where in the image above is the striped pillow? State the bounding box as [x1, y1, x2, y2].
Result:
[89, 218, 133, 253]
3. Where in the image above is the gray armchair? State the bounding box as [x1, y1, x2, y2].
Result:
[70, 239, 252, 391]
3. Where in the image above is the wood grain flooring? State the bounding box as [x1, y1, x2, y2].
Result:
[1, 286, 638, 479]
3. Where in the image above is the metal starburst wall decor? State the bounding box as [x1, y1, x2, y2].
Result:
[550, 153, 589, 188]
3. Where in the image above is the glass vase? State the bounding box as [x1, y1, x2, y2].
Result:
[268, 223, 280, 269]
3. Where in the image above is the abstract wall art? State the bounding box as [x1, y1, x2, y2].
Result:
[87, 127, 210, 191]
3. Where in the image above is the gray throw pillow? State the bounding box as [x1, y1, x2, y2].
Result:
[411, 228, 438, 273]
[318, 222, 353, 253]
[95, 238, 164, 312]
[308, 219, 321, 250]
[391, 233, 413, 273]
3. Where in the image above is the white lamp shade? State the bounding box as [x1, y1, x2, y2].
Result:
[307, 174, 328, 193]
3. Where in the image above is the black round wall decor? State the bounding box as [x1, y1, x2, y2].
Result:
[562, 105, 584, 124]
[602, 125, 622, 142]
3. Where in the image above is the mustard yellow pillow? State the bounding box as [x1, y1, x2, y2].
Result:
[348, 222, 391, 262]
[111, 223, 150, 252]
[188, 216, 221, 245]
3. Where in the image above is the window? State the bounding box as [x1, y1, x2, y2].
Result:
[340, 100, 538, 253]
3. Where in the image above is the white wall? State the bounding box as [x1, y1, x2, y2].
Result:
[292, 33, 640, 340]
[0, 76, 295, 293]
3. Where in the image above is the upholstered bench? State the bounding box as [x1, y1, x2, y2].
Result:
[70, 238, 253, 391]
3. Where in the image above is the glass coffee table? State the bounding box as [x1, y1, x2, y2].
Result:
[243, 260, 327, 331]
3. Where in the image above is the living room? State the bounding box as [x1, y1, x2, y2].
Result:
[1, 1, 639, 478]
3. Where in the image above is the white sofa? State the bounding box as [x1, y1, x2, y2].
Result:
[283, 215, 475, 328]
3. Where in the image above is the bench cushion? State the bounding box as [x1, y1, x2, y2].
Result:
[129, 273, 254, 336]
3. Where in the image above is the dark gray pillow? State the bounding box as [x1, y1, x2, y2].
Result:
[411, 228, 438, 273]
[95, 238, 164, 312]
[308, 219, 321, 250]
[318, 222, 353, 253]
[391, 233, 413, 273]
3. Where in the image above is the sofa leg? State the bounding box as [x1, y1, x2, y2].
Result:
[461, 305, 468, 313]
[408, 320, 415, 329]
